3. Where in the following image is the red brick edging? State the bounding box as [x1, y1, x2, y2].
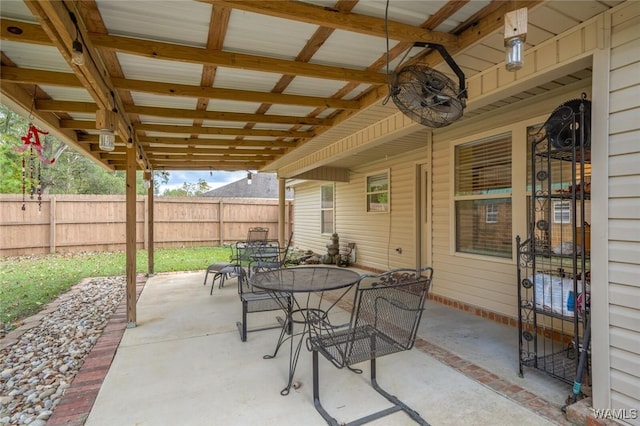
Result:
[46, 277, 146, 426]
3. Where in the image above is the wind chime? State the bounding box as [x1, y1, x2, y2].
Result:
[15, 93, 55, 211]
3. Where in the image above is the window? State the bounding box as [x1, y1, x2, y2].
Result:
[321, 184, 334, 234]
[366, 171, 389, 212]
[486, 203, 499, 223]
[455, 135, 512, 258]
[553, 200, 571, 224]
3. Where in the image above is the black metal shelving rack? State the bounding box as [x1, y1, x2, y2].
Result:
[517, 96, 591, 385]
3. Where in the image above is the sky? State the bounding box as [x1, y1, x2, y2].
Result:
[159, 170, 247, 194]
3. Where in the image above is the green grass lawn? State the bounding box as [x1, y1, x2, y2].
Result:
[0, 246, 231, 331]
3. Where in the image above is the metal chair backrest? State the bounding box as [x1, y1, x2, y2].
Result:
[247, 227, 269, 244]
[352, 267, 432, 352]
[308, 267, 433, 368]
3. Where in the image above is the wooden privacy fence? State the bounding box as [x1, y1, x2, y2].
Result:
[0, 194, 294, 256]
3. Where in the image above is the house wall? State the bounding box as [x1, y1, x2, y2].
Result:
[294, 82, 591, 313]
[291, 2, 640, 416]
[431, 85, 594, 318]
[591, 0, 640, 420]
[293, 148, 424, 271]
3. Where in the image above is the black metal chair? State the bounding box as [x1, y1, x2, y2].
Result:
[306, 267, 433, 426]
[252, 232, 293, 274]
[203, 262, 239, 294]
[230, 227, 270, 276]
[236, 265, 292, 342]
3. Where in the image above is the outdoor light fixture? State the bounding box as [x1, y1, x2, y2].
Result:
[69, 12, 85, 66]
[247, 171, 253, 185]
[71, 39, 84, 65]
[504, 8, 527, 72]
[96, 109, 116, 151]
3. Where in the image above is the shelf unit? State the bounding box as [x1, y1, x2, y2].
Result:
[517, 97, 591, 385]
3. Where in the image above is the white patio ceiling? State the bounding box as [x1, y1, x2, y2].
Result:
[0, 0, 621, 174]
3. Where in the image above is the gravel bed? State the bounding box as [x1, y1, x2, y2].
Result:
[0, 276, 125, 425]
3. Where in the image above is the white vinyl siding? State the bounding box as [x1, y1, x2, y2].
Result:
[605, 1, 640, 421]
[294, 148, 422, 271]
[430, 85, 591, 318]
[320, 184, 334, 234]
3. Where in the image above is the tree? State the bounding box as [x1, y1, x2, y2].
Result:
[0, 104, 172, 195]
[0, 106, 28, 193]
[162, 179, 210, 197]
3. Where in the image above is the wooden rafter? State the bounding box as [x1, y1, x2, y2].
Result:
[0, 0, 551, 173]
[202, 0, 459, 46]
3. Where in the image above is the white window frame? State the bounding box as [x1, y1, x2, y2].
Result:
[453, 133, 513, 259]
[320, 184, 335, 234]
[553, 200, 572, 224]
[365, 170, 390, 213]
[486, 203, 499, 223]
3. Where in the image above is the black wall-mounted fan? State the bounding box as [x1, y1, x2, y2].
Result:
[545, 96, 592, 150]
[390, 43, 467, 128]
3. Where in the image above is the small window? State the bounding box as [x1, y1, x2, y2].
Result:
[455, 135, 512, 258]
[553, 200, 571, 224]
[486, 203, 499, 223]
[366, 171, 389, 213]
[321, 184, 334, 233]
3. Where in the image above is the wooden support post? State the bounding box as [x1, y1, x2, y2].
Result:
[278, 177, 286, 246]
[146, 171, 154, 275]
[126, 146, 137, 327]
[143, 196, 149, 250]
[219, 200, 224, 246]
[49, 196, 56, 254]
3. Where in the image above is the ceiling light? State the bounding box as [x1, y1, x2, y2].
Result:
[68, 12, 85, 66]
[504, 8, 527, 72]
[96, 109, 116, 151]
[71, 39, 84, 66]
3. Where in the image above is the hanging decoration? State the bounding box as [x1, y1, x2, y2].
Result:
[16, 123, 55, 211]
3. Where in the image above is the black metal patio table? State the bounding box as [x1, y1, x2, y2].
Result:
[249, 266, 361, 395]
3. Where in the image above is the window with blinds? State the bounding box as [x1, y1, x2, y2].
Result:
[366, 171, 389, 213]
[455, 135, 512, 258]
[321, 184, 334, 234]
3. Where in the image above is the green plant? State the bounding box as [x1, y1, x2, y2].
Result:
[0, 246, 230, 332]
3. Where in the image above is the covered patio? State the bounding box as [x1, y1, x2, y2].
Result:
[48, 269, 573, 426]
[3, 1, 638, 422]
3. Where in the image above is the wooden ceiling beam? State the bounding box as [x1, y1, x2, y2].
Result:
[1, 18, 53, 45]
[133, 123, 313, 138]
[109, 162, 266, 171]
[426, 1, 544, 64]
[80, 134, 296, 148]
[36, 100, 97, 113]
[202, 0, 458, 47]
[62, 119, 309, 138]
[142, 147, 284, 156]
[2, 17, 386, 85]
[0, 80, 110, 168]
[109, 155, 271, 163]
[89, 32, 386, 85]
[139, 137, 295, 148]
[113, 77, 359, 110]
[35, 100, 330, 126]
[21, 1, 151, 171]
[2, 66, 358, 109]
[127, 105, 331, 126]
[1, 66, 83, 88]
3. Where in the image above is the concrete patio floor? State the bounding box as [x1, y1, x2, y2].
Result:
[79, 269, 574, 426]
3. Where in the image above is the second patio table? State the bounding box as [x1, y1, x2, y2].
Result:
[250, 266, 361, 395]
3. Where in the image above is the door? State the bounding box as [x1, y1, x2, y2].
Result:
[417, 163, 431, 268]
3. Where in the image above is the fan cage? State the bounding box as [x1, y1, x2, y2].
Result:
[390, 65, 465, 128]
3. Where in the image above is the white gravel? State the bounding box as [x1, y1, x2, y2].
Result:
[0, 276, 125, 425]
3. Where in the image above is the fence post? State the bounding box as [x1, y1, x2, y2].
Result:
[219, 200, 224, 245]
[49, 196, 56, 254]
[144, 195, 149, 250]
